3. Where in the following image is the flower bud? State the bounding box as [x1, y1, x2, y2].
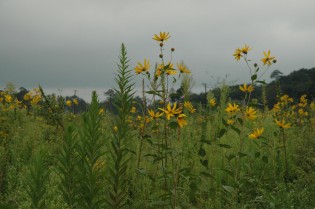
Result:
[254, 63, 258, 67]
[159, 54, 163, 58]
[273, 59, 277, 64]
[171, 48, 175, 52]
[160, 43, 164, 47]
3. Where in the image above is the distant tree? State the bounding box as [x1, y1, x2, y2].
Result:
[270, 69, 283, 80]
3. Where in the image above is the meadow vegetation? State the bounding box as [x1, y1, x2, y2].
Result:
[1, 32, 315, 209]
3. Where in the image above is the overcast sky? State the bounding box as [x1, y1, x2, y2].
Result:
[1, 0, 314, 100]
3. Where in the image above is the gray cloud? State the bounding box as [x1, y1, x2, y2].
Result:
[1, 0, 315, 97]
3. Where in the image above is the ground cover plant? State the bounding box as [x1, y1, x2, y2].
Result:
[0, 32, 315, 209]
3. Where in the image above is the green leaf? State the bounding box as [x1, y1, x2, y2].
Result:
[226, 154, 236, 161]
[168, 121, 179, 129]
[222, 119, 228, 127]
[198, 147, 206, 157]
[256, 80, 266, 85]
[262, 156, 268, 163]
[221, 168, 234, 177]
[200, 159, 208, 168]
[222, 185, 235, 194]
[251, 74, 257, 81]
[218, 144, 232, 149]
[200, 171, 213, 179]
[255, 151, 260, 158]
[237, 118, 243, 126]
[231, 126, 241, 135]
[218, 128, 226, 139]
[238, 152, 247, 158]
[199, 139, 212, 145]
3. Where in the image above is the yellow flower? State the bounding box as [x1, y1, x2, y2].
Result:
[164, 63, 177, 75]
[249, 128, 264, 139]
[261, 50, 275, 66]
[300, 95, 307, 104]
[275, 119, 291, 129]
[159, 103, 182, 120]
[239, 83, 254, 93]
[280, 95, 293, 103]
[184, 101, 196, 113]
[66, 100, 72, 107]
[177, 63, 191, 74]
[113, 126, 118, 132]
[99, 108, 104, 114]
[5, 95, 13, 103]
[155, 64, 163, 77]
[298, 108, 308, 117]
[166, 69, 177, 75]
[130, 106, 136, 113]
[148, 109, 164, 119]
[225, 103, 240, 115]
[233, 48, 243, 61]
[23, 94, 31, 101]
[137, 115, 142, 121]
[209, 98, 216, 107]
[227, 119, 234, 125]
[177, 114, 187, 128]
[241, 44, 251, 55]
[152, 32, 170, 42]
[244, 107, 257, 120]
[73, 98, 79, 105]
[134, 59, 150, 75]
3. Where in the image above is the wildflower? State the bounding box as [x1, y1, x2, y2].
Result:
[249, 128, 264, 139]
[239, 83, 254, 93]
[184, 101, 196, 113]
[225, 103, 240, 115]
[227, 119, 234, 125]
[24, 94, 31, 101]
[130, 106, 136, 113]
[209, 98, 216, 107]
[177, 63, 191, 74]
[73, 98, 79, 105]
[275, 119, 291, 129]
[148, 109, 164, 119]
[300, 95, 307, 104]
[99, 108, 104, 114]
[152, 32, 170, 42]
[261, 50, 275, 66]
[165, 63, 177, 75]
[134, 59, 150, 75]
[31, 95, 41, 106]
[137, 115, 142, 121]
[280, 95, 293, 103]
[66, 100, 72, 107]
[159, 102, 182, 120]
[113, 126, 118, 132]
[4, 95, 13, 103]
[244, 107, 257, 120]
[166, 69, 177, 75]
[241, 44, 251, 55]
[177, 114, 187, 128]
[298, 108, 308, 117]
[233, 48, 243, 61]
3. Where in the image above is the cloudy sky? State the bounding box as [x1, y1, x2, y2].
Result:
[1, 0, 314, 100]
